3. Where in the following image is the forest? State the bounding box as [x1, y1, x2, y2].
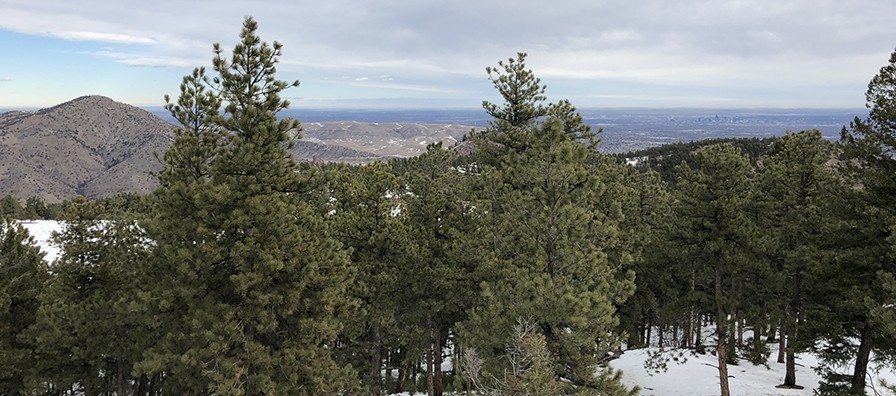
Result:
[1, 17, 895, 396]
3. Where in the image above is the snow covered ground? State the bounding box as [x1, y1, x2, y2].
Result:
[610, 346, 895, 396]
[19, 219, 63, 263]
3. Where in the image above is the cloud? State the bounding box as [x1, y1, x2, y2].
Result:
[57, 31, 155, 45]
[0, 77, 12, 82]
[1, 0, 895, 107]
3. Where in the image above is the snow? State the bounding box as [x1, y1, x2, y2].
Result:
[388, 345, 894, 396]
[18, 220, 63, 264]
[610, 346, 895, 396]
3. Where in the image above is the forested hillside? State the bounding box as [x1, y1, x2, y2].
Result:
[1, 18, 894, 396]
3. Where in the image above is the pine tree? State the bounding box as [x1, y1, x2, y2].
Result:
[673, 144, 757, 396]
[139, 17, 355, 394]
[27, 197, 149, 395]
[0, 217, 48, 395]
[461, 54, 636, 395]
[617, 168, 678, 349]
[811, 47, 896, 395]
[400, 144, 484, 396]
[0, 196, 25, 219]
[755, 130, 836, 389]
[327, 161, 410, 396]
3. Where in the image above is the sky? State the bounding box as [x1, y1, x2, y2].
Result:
[1, 1, 895, 110]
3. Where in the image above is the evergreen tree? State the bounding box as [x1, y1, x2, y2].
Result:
[812, 48, 896, 395]
[755, 130, 836, 389]
[673, 144, 757, 396]
[461, 54, 636, 395]
[0, 196, 25, 219]
[617, 168, 679, 349]
[24, 197, 50, 220]
[400, 144, 484, 396]
[139, 17, 355, 394]
[0, 217, 48, 395]
[27, 197, 149, 395]
[328, 161, 411, 396]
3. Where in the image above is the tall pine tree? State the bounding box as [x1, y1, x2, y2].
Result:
[673, 144, 757, 396]
[139, 17, 355, 394]
[756, 130, 836, 389]
[460, 53, 636, 395]
[812, 47, 896, 395]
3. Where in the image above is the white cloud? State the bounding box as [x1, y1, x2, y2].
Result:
[0, 77, 12, 82]
[57, 31, 155, 45]
[1, 0, 895, 107]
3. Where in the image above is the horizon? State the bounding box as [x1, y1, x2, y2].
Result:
[0, 96, 870, 114]
[2, 2, 895, 109]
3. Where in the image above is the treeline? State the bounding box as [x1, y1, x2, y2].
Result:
[613, 137, 778, 184]
[1, 17, 895, 396]
[0, 193, 147, 221]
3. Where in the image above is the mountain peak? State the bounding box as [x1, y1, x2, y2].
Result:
[38, 95, 136, 115]
[0, 96, 174, 203]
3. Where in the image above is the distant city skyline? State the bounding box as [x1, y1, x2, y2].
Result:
[2, 1, 895, 109]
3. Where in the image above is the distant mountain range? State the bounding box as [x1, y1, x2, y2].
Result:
[0, 96, 473, 202]
[0, 96, 867, 202]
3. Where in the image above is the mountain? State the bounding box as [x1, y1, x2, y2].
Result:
[0, 96, 173, 203]
[0, 97, 476, 203]
[299, 121, 471, 160]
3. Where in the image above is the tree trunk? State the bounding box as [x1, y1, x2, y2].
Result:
[395, 361, 408, 394]
[727, 316, 737, 363]
[737, 317, 744, 346]
[434, 327, 444, 396]
[688, 270, 696, 349]
[851, 323, 873, 394]
[781, 299, 798, 387]
[777, 329, 786, 364]
[371, 325, 382, 396]
[117, 361, 127, 396]
[695, 314, 703, 349]
[783, 349, 797, 387]
[629, 324, 642, 348]
[715, 267, 731, 396]
[753, 322, 764, 360]
[426, 333, 435, 396]
[646, 324, 652, 348]
[658, 325, 665, 348]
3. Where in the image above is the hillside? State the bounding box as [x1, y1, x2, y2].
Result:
[0, 97, 475, 202]
[0, 96, 174, 203]
[299, 121, 471, 160]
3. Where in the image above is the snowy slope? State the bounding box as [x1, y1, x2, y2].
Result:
[610, 346, 896, 396]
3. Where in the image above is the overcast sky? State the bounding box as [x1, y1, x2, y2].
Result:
[1, 0, 895, 109]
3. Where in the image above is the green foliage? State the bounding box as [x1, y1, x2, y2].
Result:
[672, 143, 758, 395]
[616, 168, 678, 349]
[327, 160, 411, 393]
[617, 137, 777, 184]
[810, 47, 896, 394]
[0, 196, 25, 219]
[0, 217, 48, 395]
[140, 17, 355, 394]
[27, 197, 149, 395]
[461, 54, 636, 395]
[756, 130, 838, 386]
[482, 53, 548, 133]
